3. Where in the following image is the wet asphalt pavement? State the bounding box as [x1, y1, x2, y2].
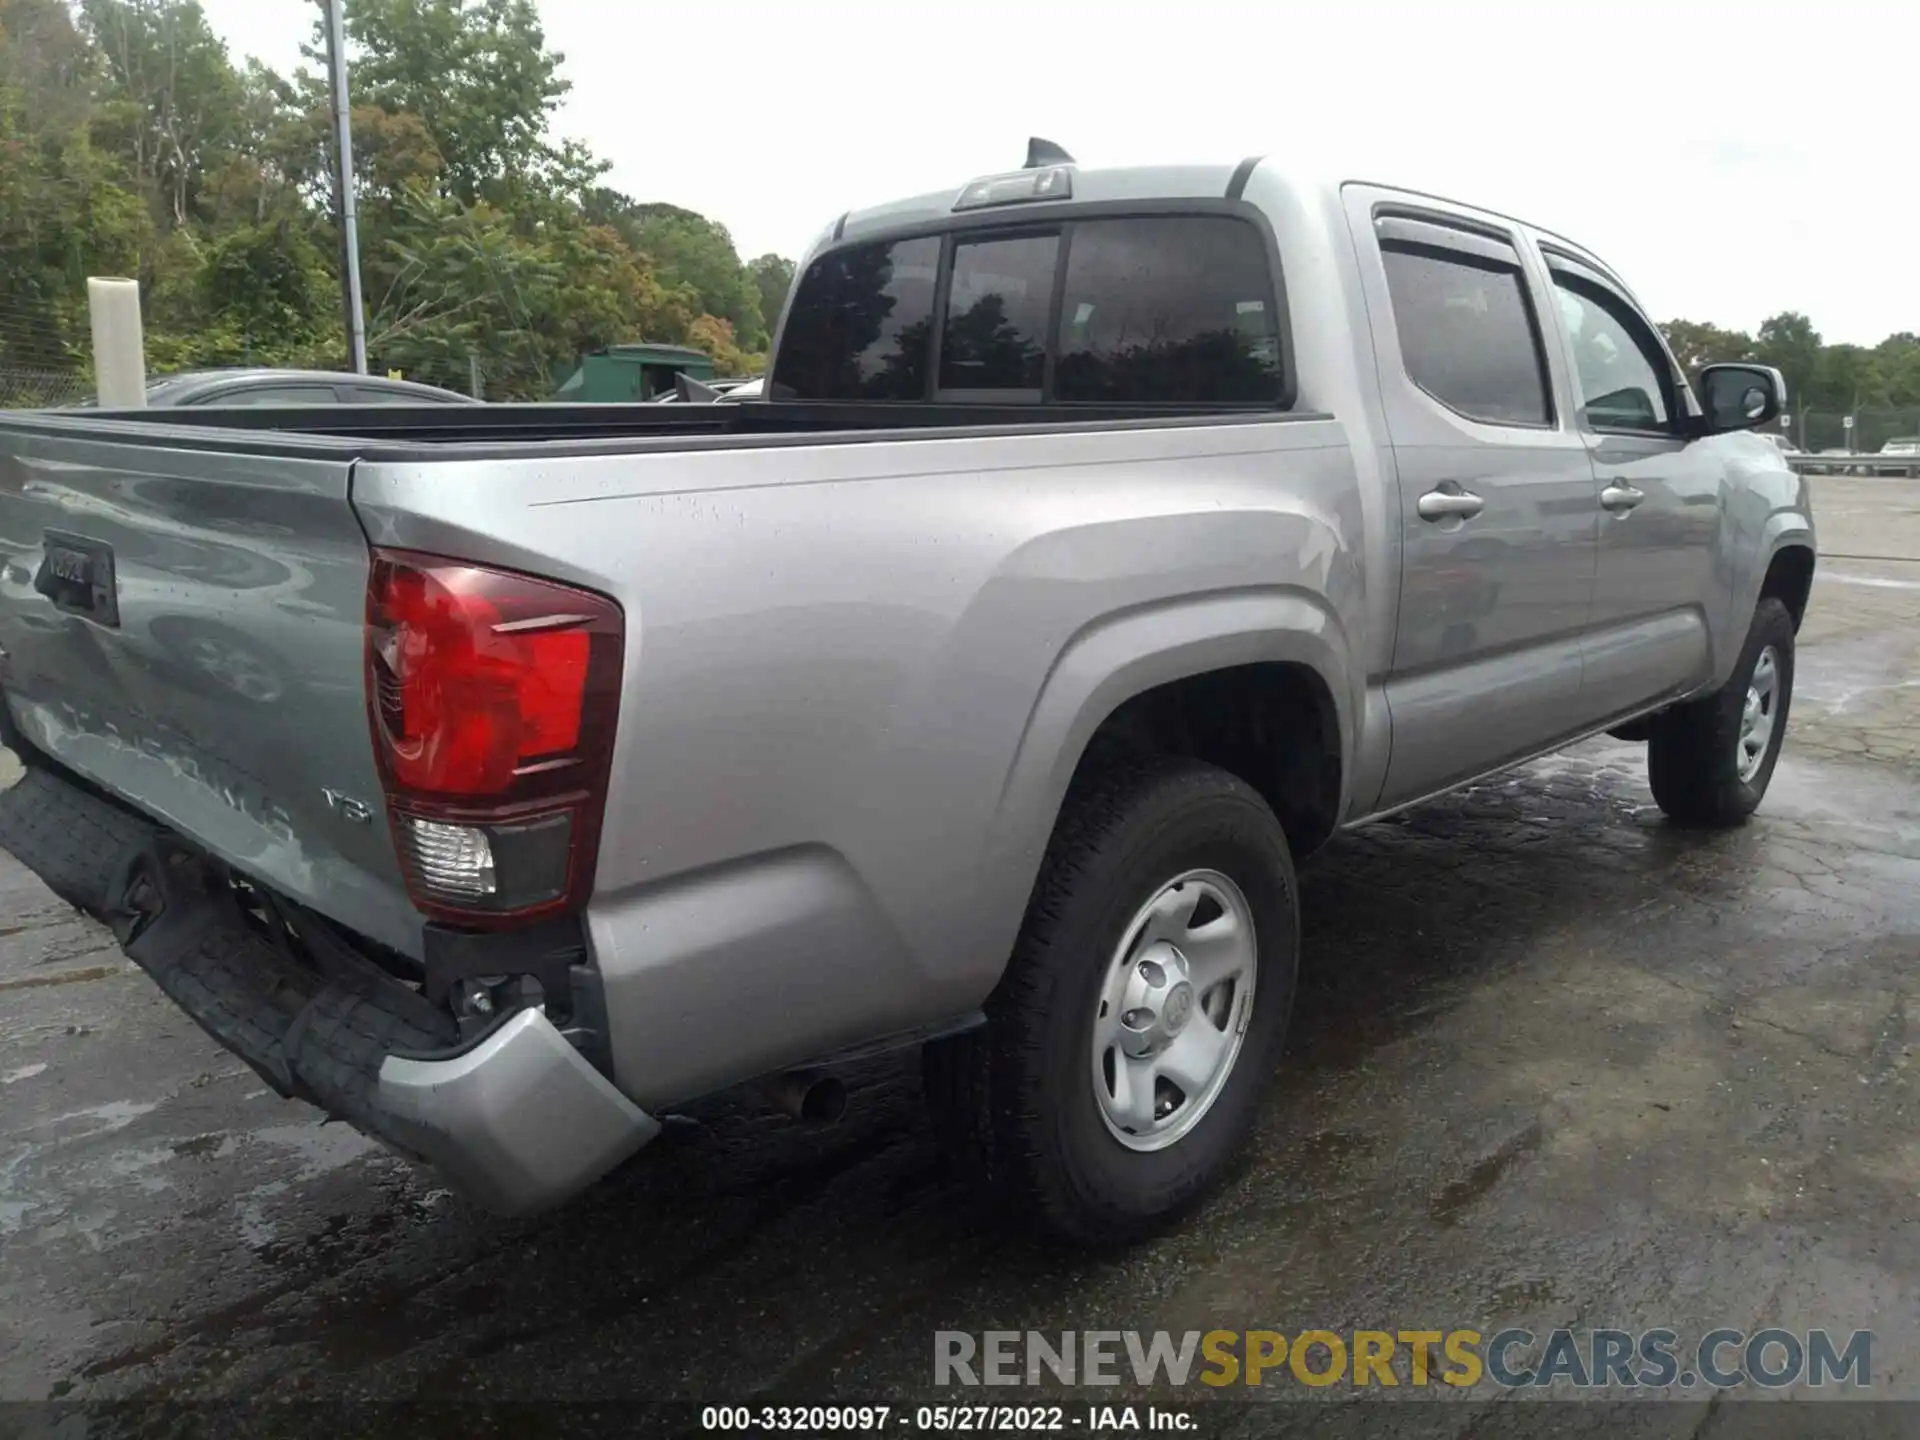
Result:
[3, 479, 1920, 1434]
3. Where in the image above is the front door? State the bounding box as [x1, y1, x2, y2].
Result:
[1347, 198, 1600, 812]
[1542, 253, 1724, 719]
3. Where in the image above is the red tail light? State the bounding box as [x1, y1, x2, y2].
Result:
[366, 548, 623, 927]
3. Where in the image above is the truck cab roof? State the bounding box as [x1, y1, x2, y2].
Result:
[835, 159, 1249, 246]
[827, 152, 1627, 295]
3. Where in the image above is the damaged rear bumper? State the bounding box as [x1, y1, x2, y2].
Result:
[0, 762, 658, 1216]
[377, 1007, 659, 1213]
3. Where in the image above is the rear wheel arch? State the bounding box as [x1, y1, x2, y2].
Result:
[991, 595, 1354, 882]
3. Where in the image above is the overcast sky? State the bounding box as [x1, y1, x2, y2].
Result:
[196, 0, 1915, 345]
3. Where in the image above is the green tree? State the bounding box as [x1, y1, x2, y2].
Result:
[1874, 334, 1920, 407]
[1755, 312, 1822, 414]
[586, 192, 768, 349]
[1809, 343, 1886, 412]
[1659, 318, 1755, 373]
[324, 0, 596, 210]
[0, 0, 154, 389]
[748, 252, 795, 334]
[79, 0, 248, 230]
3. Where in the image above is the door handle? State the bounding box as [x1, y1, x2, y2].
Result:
[1600, 482, 1645, 513]
[1416, 486, 1486, 521]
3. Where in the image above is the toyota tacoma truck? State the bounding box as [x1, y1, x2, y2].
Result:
[0, 146, 1814, 1245]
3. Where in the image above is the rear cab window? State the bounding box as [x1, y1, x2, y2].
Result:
[939, 233, 1057, 399]
[772, 236, 941, 400]
[772, 214, 1285, 406]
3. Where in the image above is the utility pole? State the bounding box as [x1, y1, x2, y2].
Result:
[324, 0, 368, 374]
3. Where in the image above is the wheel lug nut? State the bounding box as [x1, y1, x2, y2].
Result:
[1138, 959, 1165, 986]
[1122, 1007, 1153, 1029]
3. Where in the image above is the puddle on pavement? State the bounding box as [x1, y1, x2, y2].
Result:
[1428, 1120, 1545, 1226]
[170, 1133, 234, 1161]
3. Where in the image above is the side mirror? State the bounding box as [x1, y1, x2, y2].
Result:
[1694, 363, 1786, 435]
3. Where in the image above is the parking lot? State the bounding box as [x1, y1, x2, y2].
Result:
[2, 478, 1918, 1431]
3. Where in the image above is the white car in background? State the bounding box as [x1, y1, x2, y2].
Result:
[649, 375, 765, 404]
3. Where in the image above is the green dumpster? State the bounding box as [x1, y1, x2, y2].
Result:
[552, 344, 717, 403]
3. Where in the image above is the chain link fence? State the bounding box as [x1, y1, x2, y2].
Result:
[1793, 410, 1920, 456]
[0, 307, 88, 409]
[0, 365, 89, 409]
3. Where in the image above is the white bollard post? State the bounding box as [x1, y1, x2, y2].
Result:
[87, 277, 147, 408]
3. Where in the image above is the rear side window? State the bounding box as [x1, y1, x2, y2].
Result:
[198, 385, 342, 407]
[1055, 217, 1282, 403]
[1379, 235, 1552, 426]
[939, 233, 1058, 398]
[771, 235, 940, 400]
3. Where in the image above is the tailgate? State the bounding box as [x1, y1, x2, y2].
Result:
[0, 421, 420, 957]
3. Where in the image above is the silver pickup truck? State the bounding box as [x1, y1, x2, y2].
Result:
[0, 149, 1814, 1245]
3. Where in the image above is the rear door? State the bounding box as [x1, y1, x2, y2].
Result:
[1345, 192, 1600, 809]
[1540, 251, 1724, 716]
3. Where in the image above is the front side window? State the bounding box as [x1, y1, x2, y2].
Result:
[1380, 242, 1552, 426]
[1055, 217, 1281, 403]
[349, 385, 465, 405]
[771, 235, 940, 400]
[939, 232, 1058, 397]
[1551, 274, 1675, 432]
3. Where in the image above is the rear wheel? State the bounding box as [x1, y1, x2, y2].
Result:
[924, 757, 1298, 1245]
[1647, 598, 1795, 827]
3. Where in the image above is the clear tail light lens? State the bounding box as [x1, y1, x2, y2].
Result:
[366, 549, 623, 927]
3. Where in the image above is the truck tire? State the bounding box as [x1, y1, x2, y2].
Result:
[1647, 598, 1795, 827]
[924, 757, 1298, 1245]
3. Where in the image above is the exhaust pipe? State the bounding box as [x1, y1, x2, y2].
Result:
[757, 1068, 847, 1125]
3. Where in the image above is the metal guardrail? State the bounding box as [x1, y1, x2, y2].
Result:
[1787, 453, 1920, 476]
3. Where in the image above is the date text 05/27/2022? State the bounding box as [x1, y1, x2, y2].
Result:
[700, 1405, 1195, 1433]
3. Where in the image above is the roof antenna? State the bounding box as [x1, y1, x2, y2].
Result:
[1024, 137, 1075, 169]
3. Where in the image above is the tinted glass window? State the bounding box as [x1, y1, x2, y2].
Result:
[939, 233, 1058, 397]
[1551, 275, 1673, 431]
[1055, 218, 1281, 403]
[1380, 245, 1551, 426]
[197, 385, 341, 407]
[347, 385, 464, 405]
[771, 236, 939, 400]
